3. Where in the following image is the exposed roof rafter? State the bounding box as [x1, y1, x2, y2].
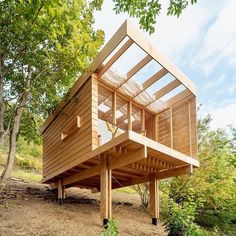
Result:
[97, 38, 134, 78]
[154, 79, 181, 100]
[42, 20, 197, 133]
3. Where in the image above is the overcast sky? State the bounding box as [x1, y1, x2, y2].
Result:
[94, 0, 236, 130]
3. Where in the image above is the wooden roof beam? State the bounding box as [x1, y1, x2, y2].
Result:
[145, 88, 193, 114]
[127, 55, 152, 79]
[97, 38, 134, 78]
[154, 79, 181, 100]
[126, 21, 196, 95]
[166, 89, 193, 107]
[115, 55, 152, 91]
[142, 68, 168, 90]
[128, 67, 168, 104]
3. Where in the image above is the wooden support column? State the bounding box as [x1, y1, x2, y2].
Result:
[62, 185, 66, 201]
[100, 156, 112, 227]
[57, 179, 64, 205]
[150, 176, 159, 225]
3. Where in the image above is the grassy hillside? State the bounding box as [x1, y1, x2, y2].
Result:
[0, 137, 42, 182]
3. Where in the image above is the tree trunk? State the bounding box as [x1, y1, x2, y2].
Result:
[0, 97, 27, 182]
[0, 68, 31, 183]
[0, 53, 4, 147]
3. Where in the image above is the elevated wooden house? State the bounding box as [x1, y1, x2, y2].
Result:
[42, 21, 199, 226]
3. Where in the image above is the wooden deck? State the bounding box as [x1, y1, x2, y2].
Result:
[42, 130, 199, 190]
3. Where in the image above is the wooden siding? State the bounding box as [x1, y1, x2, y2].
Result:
[42, 77, 98, 179]
[157, 97, 197, 158]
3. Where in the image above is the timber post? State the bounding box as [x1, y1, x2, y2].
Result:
[100, 155, 112, 227]
[57, 179, 65, 205]
[150, 175, 159, 225]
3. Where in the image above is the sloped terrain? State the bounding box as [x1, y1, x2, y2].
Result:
[0, 178, 166, 236]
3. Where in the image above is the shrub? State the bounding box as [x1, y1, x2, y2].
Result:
[15, 154, 41, 172]
[132, 183, 149, 208]
[162, 196, 205, 236]
[101, 219, 119, 236]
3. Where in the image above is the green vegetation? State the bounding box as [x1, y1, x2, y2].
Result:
[0, 0, 104, 182]
[132, 115, 236, 235]
[0, 137, 42, 182]
[160, 116, 236, 235]
[0, 167, 41, 183]
[101, 219, 119, 236]
[162, 195, 207, 236]
[115, 187, 136, 194]
[113, 0, 198, 33]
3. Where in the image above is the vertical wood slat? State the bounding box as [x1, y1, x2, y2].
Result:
[141, 109, 145, 132]
[188, 101, 192, 156]
[170, 107, 173, 148]
[112, 91, 117, 125]
[128, 101, 132, 131]
[108, 168, 112, 219]
[154, 115, 158, 141]
[92, 74, 99, 150]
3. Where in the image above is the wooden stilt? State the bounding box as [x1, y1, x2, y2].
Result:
[62, 185, 66, 201]
[150, 176, 159, 225]
[58, 179, 63, 205]
[100, 156, 112, 227]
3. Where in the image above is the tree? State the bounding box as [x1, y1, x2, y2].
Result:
[131, 115, 236, 234]
[0, 0, 104, 182]
[132, 183, 150, 208]
[161, 116, 236, 234]
[113, 0, 198, 33]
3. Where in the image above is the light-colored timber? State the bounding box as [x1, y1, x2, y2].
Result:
[41, 20, 199, 226]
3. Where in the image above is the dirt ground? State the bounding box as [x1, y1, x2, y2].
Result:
[0, 179, 166, 236]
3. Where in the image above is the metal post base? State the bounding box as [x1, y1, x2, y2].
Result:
[58, 198, 63, 205]
[152, 218, 158, 225]
[103, 219, 109, 228]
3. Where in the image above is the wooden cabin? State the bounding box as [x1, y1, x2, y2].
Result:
[41, 20, 199, 226]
